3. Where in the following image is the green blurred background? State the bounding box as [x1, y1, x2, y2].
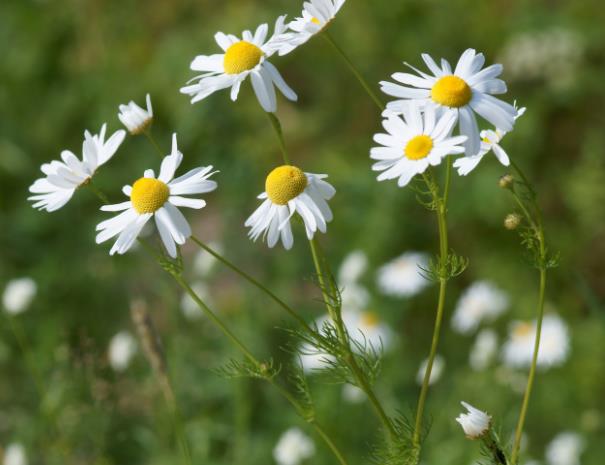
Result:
[1, 0, 604, 464]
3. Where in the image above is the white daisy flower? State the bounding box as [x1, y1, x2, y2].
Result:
[416, 354, 445, 386]
[3, 443, 27, 465]
[299, 309, 392, 373]
[380, 48, 518, 156]
[546, 432, 585, 465]
[96, 134, 217, 258]
[501, 314, 570, 370]
[469, 329, 498, 371]
[370, 104, 467, 187]
[451, 281, 509, 334]
[456, 401, 491, 439]
[276, 0, 347, 55]
[180, 281, 212, 320]
[193, 241, 222, 277]
[376, 251, 431, 298]
[342, 383, 365, 403]
[338, 250, 368, 285]
[454, 105, 526, 175]
[340, 282, 370, 313]
[118, 93, 153, 135]
[273, 427, 316, 465]
[2, 278, 37, 315]
[28, 124, 126, 212]
[180, 16, 297, 113]
[245, 165, 335, 250]
[108, 331, 137, 372]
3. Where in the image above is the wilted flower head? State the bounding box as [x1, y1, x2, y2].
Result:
[376, 251, 430, 298]
[28, 124, 125, 212]
[502, 314, 570, 369]
[451, 281, 509, 334]
[118, 93, 153, 135]
[546, 431, 585, 465]
[456, 401, 491, 439]
[273, 427, 316, 465]
[3, 278, 37, 315]
[108, 331, 137, 372]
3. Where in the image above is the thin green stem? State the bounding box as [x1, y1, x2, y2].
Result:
[266, 112, 291, 165]
[144, 130, 164, 157]
[322, 30, 384, 111]
[190, 236, 312, 333]
[413, 162, 452, 452]
[86, 180, 110, 204]
[308, 238, 396, 440]
[160, 261, 349, 465]
[509, 164, 548, 465]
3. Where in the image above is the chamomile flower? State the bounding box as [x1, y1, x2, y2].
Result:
[380, 49, 518, 156]
[546, 432, 585, 465]
[96, 134, 217, 258]
[376, 251, 430, 298]
[118, 94, 153, 135]
[180, 16, 297, 113]
[273, 428, 316, 465]
[4, 443, 27, 465]
[416, 354, 445, 386]
[2, 278, 37, 315]
[28, 124, 125, 212]
[456, 401, 492, 439]
[245, 165, 335, 249]
[276, 0, 347, 55]
[502, 314, 570, 370]
[108, 331, 137, 372]
[469, 329, 498, 371]
[454, 105, 526, 175]
[451, 281, 509, 335]
[370, 104, 467, 187]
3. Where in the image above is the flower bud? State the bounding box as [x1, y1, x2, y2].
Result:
[499, 174, 514, 189]
[504, 213, 522, 230]
[456, 401, 491, 439]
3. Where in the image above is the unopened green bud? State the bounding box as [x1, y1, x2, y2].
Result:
[499, 174, 514, 189]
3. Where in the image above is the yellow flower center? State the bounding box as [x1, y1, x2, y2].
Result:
[223, 41, 263, 75]
[514, 322, 534, 338]
[361, 312, 380, 328]
[130, 177, 170, 214]
[405, 135, 434, 160]
[311, 17, 321, 25]
[265, 165, 307, 205]
[431, 75, 472, 108]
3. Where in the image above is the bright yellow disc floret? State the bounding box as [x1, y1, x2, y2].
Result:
[405, 135, 434, 160]
[361, 312, 380, 328]
[223, 41, 263, 75]
[130, 177, 170, 214]
[265, 165, 308, 205]
[431, 75, 472, 108]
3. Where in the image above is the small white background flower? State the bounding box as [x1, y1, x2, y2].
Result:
[108, 331, 137, 372]
[273, 427, 316, 465]
[96, 134, 217, 258]
[181, 17, 297, 112]
[501, 314, 570, 370]
[371, 105, 466, 187]
[3, 443, 27, 465]
[28, 124, 125, 212]
[376, 251, 430, 298]
[546, 431, 585, 465]
[416, 354, 445, 386]
[469, 329, 498, 371]
[451, 280, 509, 334]
[2, 278, 37, 315]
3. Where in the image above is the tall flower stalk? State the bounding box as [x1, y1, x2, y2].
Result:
[504, 162, 550, 465]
